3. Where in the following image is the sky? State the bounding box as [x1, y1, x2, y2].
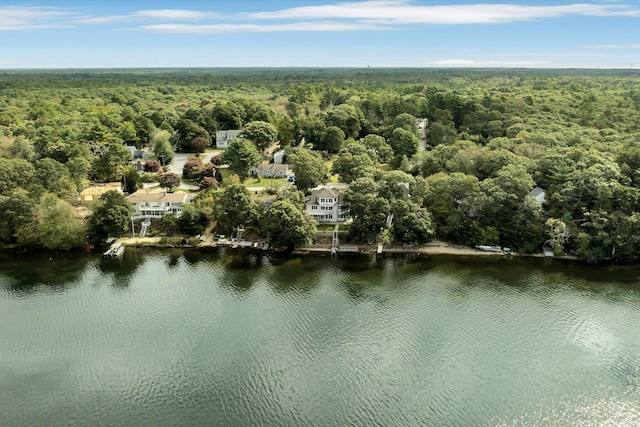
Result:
[1, 0, 639, 68]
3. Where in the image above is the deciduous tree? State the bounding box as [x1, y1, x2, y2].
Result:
[159, 172, 181, 191]
[389, 127, 419, 160]
[261, 200, 316, 250]
[213, 184, 263, 235]
[288, 148, 328, 192]
[240, 121, 278, 156]
[224, 137, 261, 180]
[88, 190, 133, 245]
[33, 194, 85, 250]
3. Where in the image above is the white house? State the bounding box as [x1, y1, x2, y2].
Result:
[215, 130, 241, 149]
[251, 163, 291, 178]
[272, 149, 286, 164]
[306, 185, 349, 223]
[529, 187, 547, 205]
[127, 189, 194, 219]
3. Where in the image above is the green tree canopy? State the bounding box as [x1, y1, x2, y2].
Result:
[159, 172, 181, 192]
[32, 194, 85, 250]
[122, 166, 143, 194]
[240, 121, 278, 156]
[177, 204, 209, 236]
[0, 158, 35, 194]
[322, 104, 362, 138]
[389, 127, 419, 160]
[276, 115, 296, 147]
[359, 134, 394, 163]
[288, 148, 328, 192]
[224, 137, 261, 180]
[295, 116, 326, 147]
[152, 131, 175, 165]
[0, 188, 36, 244]
[391, 199, 434, 245]
[91, 143, 131, 182]
[261, 199, 316, 250]
[392, 113, 418, 133]
[213, 183, 263, 235]
[332, 144, 378, 183]
[173, 119, 210, 152]
[88, 190, 133, 245]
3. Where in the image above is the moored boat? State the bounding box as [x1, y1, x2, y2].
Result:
[103, 242, 125, 257]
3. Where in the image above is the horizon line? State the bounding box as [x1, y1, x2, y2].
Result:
[1, 66, 639, 71]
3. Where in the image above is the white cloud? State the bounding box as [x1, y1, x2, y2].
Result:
[0, 6, 75, 30]
[4, 1, 640, 36]
[135, 9, 216, 20]
[142, 21, 391, 33]
[77, 9, 217, 24]
[586, 44, 640, 49]
[0, 6, 217, 28]
[251, 1, 640, 24]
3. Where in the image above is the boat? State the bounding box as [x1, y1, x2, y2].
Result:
[103, 242, 125, 257]
[475, 245, 503, 253]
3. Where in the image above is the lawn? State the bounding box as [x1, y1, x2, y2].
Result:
[243, 177, 289, 188]
[316, 224, 336, 231]
[218, 168, 290, 188]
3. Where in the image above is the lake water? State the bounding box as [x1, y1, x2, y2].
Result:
[2, 250, 640, 426]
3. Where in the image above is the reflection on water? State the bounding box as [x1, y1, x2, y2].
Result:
[0, 252, 89, 295]
[1, 250, 640, 426]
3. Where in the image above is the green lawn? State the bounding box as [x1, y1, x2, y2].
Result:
[316, 224, 336, 231]
[243, 178, 289, 188]
[181, 178, 199, 186]
[219, 168, 290, 188]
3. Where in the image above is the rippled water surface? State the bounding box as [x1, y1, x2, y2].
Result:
[2, 250, 640, 426]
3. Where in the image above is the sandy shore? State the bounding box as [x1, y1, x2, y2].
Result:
[115, 237, 579, 261]
[297, 243, 507, 257]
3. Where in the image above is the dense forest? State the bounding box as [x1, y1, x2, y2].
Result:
[2, 68, 640, 262]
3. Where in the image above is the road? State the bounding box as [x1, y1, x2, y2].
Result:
[143, 182, 199, 191]
[417, 118, 428, 152]
[171, 152, 217, 176]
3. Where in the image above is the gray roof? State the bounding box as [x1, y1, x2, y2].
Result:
[127, 189, 193, 204]
[529, 186, 546, 198]
[256, 163, 290, 173]
[216, 130, 241, 142]
[307, 186, 345, 205]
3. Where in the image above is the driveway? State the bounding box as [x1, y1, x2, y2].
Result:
[171, 152, 215, 176]
[417, 118, 428, 152]
[142, 181, 198, 191]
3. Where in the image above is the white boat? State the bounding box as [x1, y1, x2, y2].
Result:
[103, 242, 125, 257]
[475, 245, 503, 253]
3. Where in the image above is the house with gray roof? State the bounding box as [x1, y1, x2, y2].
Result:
[305, 185, 349, 223]
[272, 149, 286, 164]
[127, 189, 194, 219]
[215, 130, 241, 149]
[251, 163, 291, 178]
[529, 186, 547, 205]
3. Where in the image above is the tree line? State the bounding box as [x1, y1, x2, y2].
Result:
[1, 68, 640, 261]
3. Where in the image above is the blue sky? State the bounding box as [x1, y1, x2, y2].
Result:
[1, 0, 639, 68]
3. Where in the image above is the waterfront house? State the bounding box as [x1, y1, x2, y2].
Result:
[215, 130, 241, 149]
[127, 189, 194, 219]
[305, 185, 349, 223]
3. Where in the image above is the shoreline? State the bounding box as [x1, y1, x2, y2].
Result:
[113, 237, 581, 262]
